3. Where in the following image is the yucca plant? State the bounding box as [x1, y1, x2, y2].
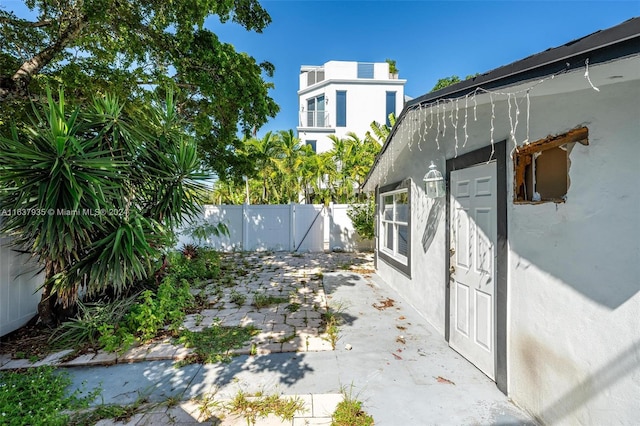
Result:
[0, 88, 207, 325]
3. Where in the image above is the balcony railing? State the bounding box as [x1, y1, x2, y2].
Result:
[299, 111, 331, 128]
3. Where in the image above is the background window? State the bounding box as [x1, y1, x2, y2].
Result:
[336, 91, 347, 127]
[385, 91, 396, 126]
[306, 140, 317, 152]
[357, 62, 374, 78]
[306, 95, 325, 127]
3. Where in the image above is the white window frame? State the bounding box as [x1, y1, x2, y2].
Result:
[380, 188, 409, 266]
[306, 95, 326, 127]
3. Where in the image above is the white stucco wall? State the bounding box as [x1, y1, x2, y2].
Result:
[367, 58, 640, 425]
[506, 78, 640, 425]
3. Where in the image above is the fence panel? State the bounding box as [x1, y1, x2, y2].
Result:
[245, 205, 292, 251]
[0, 238, 43, 337]
[176, 204, 371, 253]
[330, 204, 374, 252]
[293, 204, 325, 252]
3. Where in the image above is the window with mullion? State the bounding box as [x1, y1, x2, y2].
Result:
[380, 189, 409, 263]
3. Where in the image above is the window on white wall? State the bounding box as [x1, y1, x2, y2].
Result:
[306, 69, 325, 86]
[357, 62, 374, 78]
[379, 181, 411, 275]
[307, 95, 325, 127]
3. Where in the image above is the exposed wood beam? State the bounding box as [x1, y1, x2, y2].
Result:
[516, 126, 589, 155]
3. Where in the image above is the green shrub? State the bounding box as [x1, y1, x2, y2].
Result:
[51, 294, 140, 350]
[54, 276, 194, 353]
[167, 247, 221, 282]
[347, 199, 375, 240]
[0, 366, 100, 426]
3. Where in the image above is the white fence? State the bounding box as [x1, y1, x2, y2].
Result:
[0, 237, 43, 337]
[0, 203, 370, 336]
[177, 204, 373, 252]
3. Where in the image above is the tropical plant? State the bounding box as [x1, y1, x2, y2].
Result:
[386, 58, 398, 75]
[347, 198, 376, 240]
[365, 112, 396, 146]
[272, 130, 306, 203]
[243, 131, 282, 203]
[0, 88, 207, 325]
[0, 0, 278, 176]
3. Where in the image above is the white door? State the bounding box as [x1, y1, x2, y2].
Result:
[449, 161, 497, 379]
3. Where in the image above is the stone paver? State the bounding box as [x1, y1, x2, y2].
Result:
[2, 252, 535, 425]
[0, 252, 372, 371]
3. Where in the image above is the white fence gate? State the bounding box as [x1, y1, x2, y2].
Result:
[177, 204, 371, 252]
[0, 237, 43, 337]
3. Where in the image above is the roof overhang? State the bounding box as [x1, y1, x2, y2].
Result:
[363, 17, 640, 192]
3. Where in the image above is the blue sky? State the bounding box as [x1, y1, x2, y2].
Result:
[5, 0, 639, 138]
[206, 1, 638, 137]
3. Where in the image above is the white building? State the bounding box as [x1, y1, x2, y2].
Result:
[297, 61, 406, 153]
[363, 18, 640, 425]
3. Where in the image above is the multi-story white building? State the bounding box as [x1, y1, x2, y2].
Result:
[297, 61, 407, 153]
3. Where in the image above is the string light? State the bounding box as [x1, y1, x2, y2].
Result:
[452, 98, 459, 157]
[463, 95, 469, 148]
[489, 92, 495, 161]
[524, 89, 531, 144]
[584, 58, 600, 92]
[369, 59, 603, 186]
[441, 101, 447, 138]
[435, 101, 440, 149]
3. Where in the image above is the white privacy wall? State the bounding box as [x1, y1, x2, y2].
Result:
[0, 237, 43, 337]
[368, 60, 640, 425]
[177, 204, 369, 253]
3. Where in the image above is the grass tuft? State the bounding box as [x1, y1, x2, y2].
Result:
[331, 385, 374, 426]
[177, 323, 259, 364]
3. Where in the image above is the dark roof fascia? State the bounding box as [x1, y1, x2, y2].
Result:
[362, 17, 640, 191]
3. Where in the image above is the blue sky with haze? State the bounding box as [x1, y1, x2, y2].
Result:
[207, 1, 638, 137]
[5, 0, 638, 138]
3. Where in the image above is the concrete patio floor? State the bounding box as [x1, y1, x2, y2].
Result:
[56, 252, 536, 425]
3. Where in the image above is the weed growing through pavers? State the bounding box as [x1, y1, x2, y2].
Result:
[331, 385, 374, 426]
[252, 293, 289, 309]
[226, 390, 305, 425]
[176, 323, 260, 364]
[195, 392, 225, 422]
[285, 302, 301, 313]
[69, 394, 150, 425]
[321, 302, 348, 349]
[230, 290, 247, 306]
[278, 332, 297, 344]
[194, 313, 204, 326]
[0, 366, 101, 426]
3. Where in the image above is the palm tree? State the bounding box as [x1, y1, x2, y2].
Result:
[344, 132, 381, 191]
[365, 112, 396, 146]
[301, 150, 334, 204]
[273, 130, 305, 203]
[0, 89, 206, 325]
[243, 132, 282, 203]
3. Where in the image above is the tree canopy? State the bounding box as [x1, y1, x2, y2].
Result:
[430, 74, 480, 92]
[0, 0, 278, 175]
[212, 128, 382, 206]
